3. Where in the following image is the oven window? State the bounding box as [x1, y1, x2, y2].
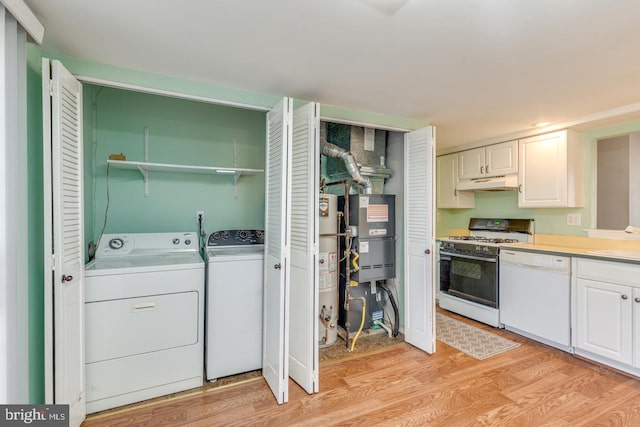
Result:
[451, 261, 481, 280]
[448, 256, 498, 307]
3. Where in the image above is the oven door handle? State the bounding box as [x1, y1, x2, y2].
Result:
[439, 251, 497, 263]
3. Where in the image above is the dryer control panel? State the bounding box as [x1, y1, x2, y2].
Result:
[207, 229, 264, 247]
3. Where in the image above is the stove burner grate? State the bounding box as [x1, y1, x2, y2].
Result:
[447, 236, 519, 244]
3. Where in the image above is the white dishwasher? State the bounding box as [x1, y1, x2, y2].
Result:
[499, 249, 572, 353]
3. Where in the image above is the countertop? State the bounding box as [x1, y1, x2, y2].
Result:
[438, 233, 640, 264]
[500, 243, 640, 264]
[502, 234, 640, 264]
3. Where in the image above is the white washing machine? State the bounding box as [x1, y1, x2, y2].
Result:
[84, 232, 204, 414]
[205, 229, 264, 380]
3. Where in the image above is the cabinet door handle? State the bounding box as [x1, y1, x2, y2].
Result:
[635, 297, 640, 303]
[424, 249, 431, 254]
[622, 294, 628, 300]
[480, 166, 484, 174]
[274, 263, 281, 270]
[485, 165, 490, 173]
[518, 184, 523, 193]
[454, 189, 458, 197]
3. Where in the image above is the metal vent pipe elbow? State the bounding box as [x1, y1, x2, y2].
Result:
[321, 142, 372, 194]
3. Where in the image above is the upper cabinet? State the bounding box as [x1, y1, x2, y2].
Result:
[458, 140, 518, 180]
[436, 153, 474, 208]
[518, 130, 584, 208]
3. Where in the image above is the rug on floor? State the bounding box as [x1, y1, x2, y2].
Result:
[436, 313, 520, 360]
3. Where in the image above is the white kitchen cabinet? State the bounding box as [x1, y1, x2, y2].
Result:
[573, 258, 637, 371]
[458, 140, 518, 180]
[518, 130, 584, 208]
[635, 287, 640, 368]
[436, 153, 474, 208]
[575, 278, 632, 364]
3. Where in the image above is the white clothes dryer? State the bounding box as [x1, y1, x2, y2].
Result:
[205, 229, 264, 381]
[84, 232, 204, 413]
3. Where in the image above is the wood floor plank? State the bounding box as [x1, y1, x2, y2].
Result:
[82, 312, 640, 427]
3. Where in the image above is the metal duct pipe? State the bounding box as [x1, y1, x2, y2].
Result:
[321, 142, 372, 194]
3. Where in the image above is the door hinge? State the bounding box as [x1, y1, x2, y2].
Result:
[50, 254, 56, 270]
[49, 79, 54, 97]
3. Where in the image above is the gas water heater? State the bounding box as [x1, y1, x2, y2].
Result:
[318, 194, 339, 347]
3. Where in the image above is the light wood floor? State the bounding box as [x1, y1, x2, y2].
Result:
[82, 312, 640, 426]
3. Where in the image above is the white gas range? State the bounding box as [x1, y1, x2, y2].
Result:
[438, 218, 534, 327]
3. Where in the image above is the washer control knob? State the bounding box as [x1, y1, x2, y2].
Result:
[108, 238, 124, 250]
[185, 239, 191, 245]
[173, 238, 180, 245]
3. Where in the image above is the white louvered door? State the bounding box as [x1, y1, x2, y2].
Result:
[43, 58, 86, 426]
[263, 97, 292, 404]
[288, 102, 319, 394]
[404, 126, 436, 353]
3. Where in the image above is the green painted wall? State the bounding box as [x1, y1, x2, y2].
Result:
[27, 44, 44, 403]
[86, 85, 266, 246]
[436, 121, 640, 237]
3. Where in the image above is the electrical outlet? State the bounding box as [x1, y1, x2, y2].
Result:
[196, 211, 205, 223]
[567, 213, 581, 226]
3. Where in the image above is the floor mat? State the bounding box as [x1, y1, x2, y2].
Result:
[436, 313, 520, 360]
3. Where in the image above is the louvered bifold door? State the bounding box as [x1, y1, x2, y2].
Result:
[43, 58, 86, 427]
[263, 97, 293, 404]
[288, 102, 319, 394]
[403, 126, 436, 353]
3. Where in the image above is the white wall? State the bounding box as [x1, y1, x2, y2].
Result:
[0, 4, 29, 403]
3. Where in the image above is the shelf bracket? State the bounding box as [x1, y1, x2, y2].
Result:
[233, 138, 239, 199]
[137, 165, 149, 197]
[143, 127, 149, 197]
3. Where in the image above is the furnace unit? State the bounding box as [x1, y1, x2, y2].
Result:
[338, 194, 396, 333]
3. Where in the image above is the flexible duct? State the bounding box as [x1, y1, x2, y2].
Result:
[321, 142, 372, 194]
[379, 283, 400, 337]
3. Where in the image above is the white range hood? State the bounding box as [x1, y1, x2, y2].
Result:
[456, 174, 518, 191]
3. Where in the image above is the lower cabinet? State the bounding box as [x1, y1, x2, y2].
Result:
[575, 278, 633, 364]
[573, 258, 640, 374]
[635, 288, 640, 369]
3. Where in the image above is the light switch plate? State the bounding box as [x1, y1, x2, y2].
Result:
[567, 213, 581, 226]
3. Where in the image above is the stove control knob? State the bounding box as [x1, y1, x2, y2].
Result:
[185, 239, 191, 246]
[239, 230, 248, 240]
[173, 238, 180, 245]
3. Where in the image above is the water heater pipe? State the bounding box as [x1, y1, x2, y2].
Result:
[321, 142, 372, 194]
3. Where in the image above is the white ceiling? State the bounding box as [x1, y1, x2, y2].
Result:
[23, 0, 640, 150]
